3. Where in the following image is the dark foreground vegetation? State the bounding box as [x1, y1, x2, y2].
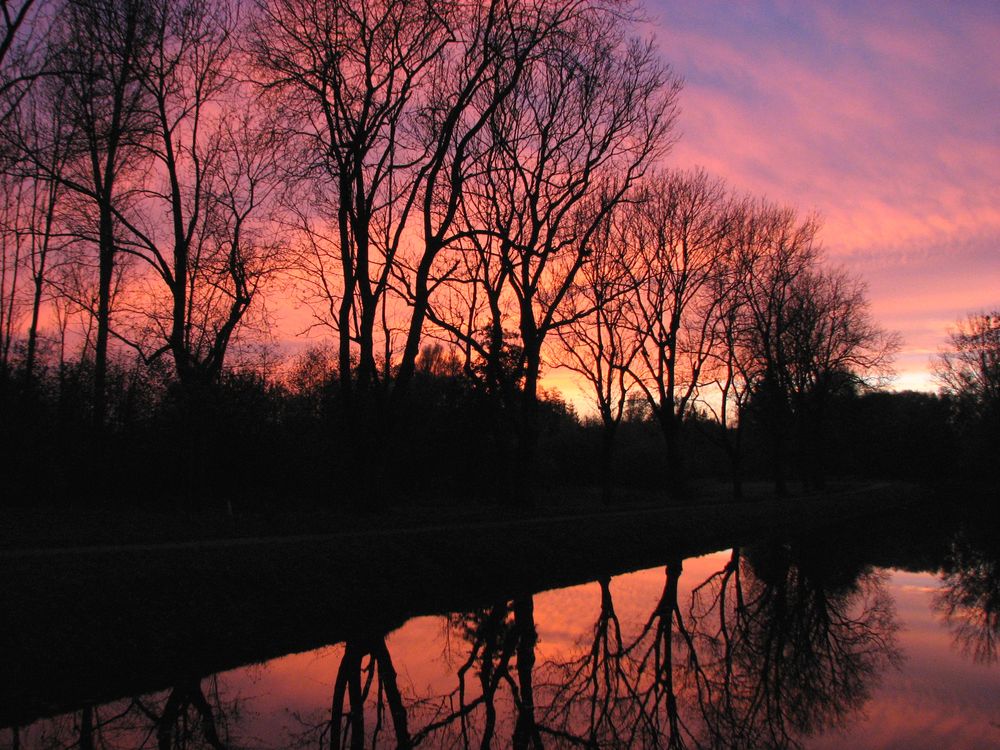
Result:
[0, 348, 993, 516]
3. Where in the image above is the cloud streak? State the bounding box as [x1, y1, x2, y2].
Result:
[647, 0, 1000, 387]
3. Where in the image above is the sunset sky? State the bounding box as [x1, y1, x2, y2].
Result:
[645, 0, 1000, 391]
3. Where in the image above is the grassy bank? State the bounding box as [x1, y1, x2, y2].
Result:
[2, 479, 900, 552]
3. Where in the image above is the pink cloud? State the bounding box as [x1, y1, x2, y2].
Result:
[645, 1, 1000, 389]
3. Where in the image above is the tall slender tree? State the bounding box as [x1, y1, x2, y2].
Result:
[42, 0, 157, 427]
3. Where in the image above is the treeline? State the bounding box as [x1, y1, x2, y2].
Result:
[0, 0, 990, 510]
[0, 342, 983, 509]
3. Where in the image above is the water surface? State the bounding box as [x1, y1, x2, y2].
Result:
[4, 510, 999, 748]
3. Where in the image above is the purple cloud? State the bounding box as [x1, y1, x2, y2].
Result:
[646, 0, 1000, 388]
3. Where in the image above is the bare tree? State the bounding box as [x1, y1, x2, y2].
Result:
[0, 96, 69, 390]
[933, 308, 1000, 477]
[250, 0, 449, 401]
[728, 203, 820, 496]
[699, 241, 756, 500]
[0, 1, 37, 73]
[779, 266, 898, 488]
[0, 73, 75, 389]
[391, 0, 615, 401]
[252, 0, 677, 504]
[622, 169, 733, 498]
[715, 200, 897, 493]
[0, 0, 47, 134]
[40, 0, 157, 427]
[554, 213, 643, 503]
[428, 7, 680, 502]
[0, 172, 62, 385]
[934, 309, 1000, 420]
[0, 169, 26, 377]
[108, 0, 282, 392]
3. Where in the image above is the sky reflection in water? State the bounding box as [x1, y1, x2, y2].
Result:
[9, 546, 1000, 749]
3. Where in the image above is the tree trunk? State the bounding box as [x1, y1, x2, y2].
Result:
[372, 639, 411, 749]
[599, 421, 618, 505]
[393, 241, 439, 400]
[658, 559, 683, 744]
[657, 406, 686, 501]
[515, 350, 541, 510]
[721, 432, 744, 501]
[93, 207, 115, 431]
[771, 428, 788, 498]
[512, 595, 541, 750]
[79, 705, 94, 750]
[24, 193, 54, 387]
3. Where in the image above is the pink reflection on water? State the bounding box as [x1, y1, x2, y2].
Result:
[11, 551, 1000, 748]
[810, 569, 1000, 750]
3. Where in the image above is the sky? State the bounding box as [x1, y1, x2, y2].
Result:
[643, 0, 1000, 391]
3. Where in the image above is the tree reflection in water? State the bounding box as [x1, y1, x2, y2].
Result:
[4, 548, 908, 750]
[325, 635, 411, 750]
[531, 575, 634, 746]
[531, 546, 900, 749]
[294, 596, 544, 749]
[685, 545, 900, 749]
[934, 529, 1000, 665]
[5, 677, 235, 750]
[535, 558, 698, 748]
[412, 595, 543, 749]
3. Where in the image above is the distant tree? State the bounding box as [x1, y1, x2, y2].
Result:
[934, 310, 1000, 478]
[730, 202, 819, 496]
[935, 310, 1000, 420]
[779, 266, 899, 488]
[720, 202, 896, 493]
[828, 389, 955, 481]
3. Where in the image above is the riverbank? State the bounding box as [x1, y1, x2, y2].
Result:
[1, 479, 916, 552]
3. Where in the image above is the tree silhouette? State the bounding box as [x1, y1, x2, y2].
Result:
[934, 527, 1000, 665]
